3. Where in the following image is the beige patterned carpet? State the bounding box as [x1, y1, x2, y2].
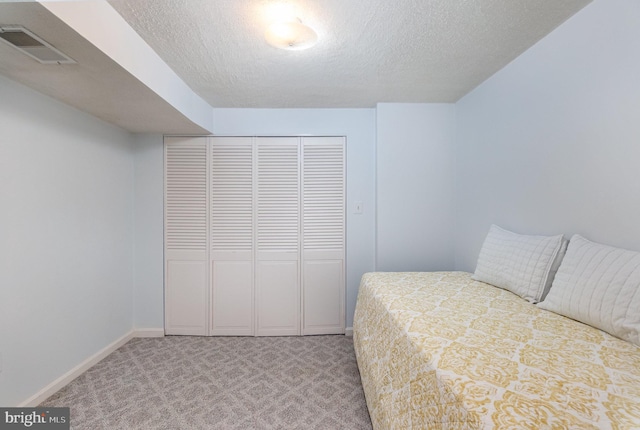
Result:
[41, 336, 372, 430]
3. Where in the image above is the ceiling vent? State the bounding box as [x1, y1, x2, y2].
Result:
[0, 26, 76, 64]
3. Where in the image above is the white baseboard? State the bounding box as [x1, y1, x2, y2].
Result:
[345, 327, 353, 337]
[133, 328, 165, 338]
[19, 330, 135, 407]
[19, 328, 165, 407]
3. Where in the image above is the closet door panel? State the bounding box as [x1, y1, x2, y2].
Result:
[164, 137, 208, 335]
[302, 258, 344, 334]
[257, 260, 299, 336]
[165, 261, 207, 335]
[211, 260, 253, 335]
[256, 137, 300, 336]
[301, 137, 345, 335]
[210, 137, 254, 335]
[256, 138, 299, 252]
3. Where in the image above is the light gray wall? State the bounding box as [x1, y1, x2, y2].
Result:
[454, 0, 640, 271]
[133, 134, 164, 329]
[376, 103, 456, 271]
[0, 75, 135, 406]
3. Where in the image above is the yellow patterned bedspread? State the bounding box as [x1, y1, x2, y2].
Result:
[353, 272, 640, 430]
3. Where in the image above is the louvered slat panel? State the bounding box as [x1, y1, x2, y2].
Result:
[257, 141, 299, 251]
[165, 143, 207, 251]
[211, 141, 253, 251]
[303, 142, 344, 250]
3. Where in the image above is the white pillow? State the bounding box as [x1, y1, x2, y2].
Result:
[472, 225, 566, 303]
[538, 234, 640, 346]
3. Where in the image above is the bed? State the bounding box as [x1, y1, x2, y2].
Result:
[353, 271, 640, 429]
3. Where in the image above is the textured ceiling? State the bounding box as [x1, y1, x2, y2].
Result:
[109, 0, 591, 108]
[0, 0, 592, 132]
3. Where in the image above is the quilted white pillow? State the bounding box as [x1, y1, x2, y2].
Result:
[538, 234, 640, 346]
[472, 225, 566, 303]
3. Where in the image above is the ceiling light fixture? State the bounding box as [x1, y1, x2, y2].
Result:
[265, 18, 318, 51]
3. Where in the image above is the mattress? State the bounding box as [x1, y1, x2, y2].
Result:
[353, 272, 640, 429]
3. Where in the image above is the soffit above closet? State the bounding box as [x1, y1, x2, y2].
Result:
[108, 0, 591, 108]
[0, 2, 210, 134]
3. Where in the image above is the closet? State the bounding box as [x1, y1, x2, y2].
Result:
[164, 136, 345, 336]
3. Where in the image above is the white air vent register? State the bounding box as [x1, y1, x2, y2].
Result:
[0, 26, 75, 64]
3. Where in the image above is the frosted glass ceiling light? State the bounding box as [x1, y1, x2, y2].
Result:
[265, 18, 318, 51]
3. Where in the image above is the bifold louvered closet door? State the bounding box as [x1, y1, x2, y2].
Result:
[210, 137, 254, 335]
[164, 136, 345, 336]
[164, 137, 209, 335]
